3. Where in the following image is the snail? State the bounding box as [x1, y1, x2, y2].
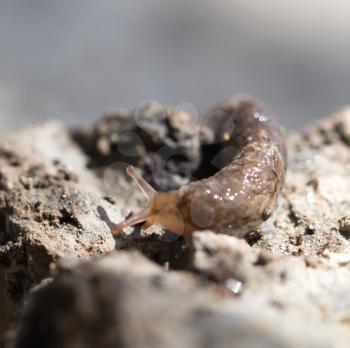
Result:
[112, 98, 286, 240]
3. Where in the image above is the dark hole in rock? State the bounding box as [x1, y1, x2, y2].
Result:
[245, 231, 262, 246]
[0, 212, 8, 246]
[146, 242, 190, 270]
[305, 227, 315, 235]
[193, 142, 228, 180]
[339, 230, 350, 240]
[58, 209, 80, 228]
[287, 209, 300, 227]
[116, 234, 190, 270]
[339, 217, 350, 240]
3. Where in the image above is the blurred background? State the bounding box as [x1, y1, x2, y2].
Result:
[0, 0, 350, 131]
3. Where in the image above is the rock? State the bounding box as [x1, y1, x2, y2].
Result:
[73, 101, 211, 192]
[0, 122, 119, 300]
[10, 251, 350, 348]
[191, 230, 259, 283]
[4, 104, 350, 347]
[252, 108, 350, 257]
[191, 231, 350, 329]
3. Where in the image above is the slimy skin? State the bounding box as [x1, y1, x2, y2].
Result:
[112, 98, 286, 240]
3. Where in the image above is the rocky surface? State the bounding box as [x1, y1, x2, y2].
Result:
[0, 122, 119, 300]
[2, 105, 350, 347]
[73, 101, 210, 192]
[9, 250, 350, 348]
[254, 107, 350, 257]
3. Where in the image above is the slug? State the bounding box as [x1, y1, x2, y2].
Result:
[112, 98, 286, 240]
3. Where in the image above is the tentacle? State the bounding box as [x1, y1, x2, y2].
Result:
[112, 166, 157, 235]
[127, 165, 157, 200]
[112, 208, 152, 235]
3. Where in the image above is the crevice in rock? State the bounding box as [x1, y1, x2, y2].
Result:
[58, 209, 81, 228]
[114, 233, 190, 270]
[0, 212, 7, 246]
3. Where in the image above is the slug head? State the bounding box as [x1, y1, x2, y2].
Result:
[112, 166, 190, 237]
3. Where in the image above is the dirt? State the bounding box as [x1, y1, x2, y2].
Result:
[2, 104, 350, 347]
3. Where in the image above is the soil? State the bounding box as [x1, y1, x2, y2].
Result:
[2, 104, 350, 347]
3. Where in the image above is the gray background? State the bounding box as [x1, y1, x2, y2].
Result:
[0, 0, 350, 131]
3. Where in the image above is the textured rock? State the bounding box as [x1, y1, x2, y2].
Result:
[192, 231, 350, 328]
[10, 251, 350, 348]
[3, 105, 350, 347]
[73, 101, 210, 192]
[0, 122, 118, 300]
[252, 108, 350, 257]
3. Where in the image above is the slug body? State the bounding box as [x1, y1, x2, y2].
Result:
[113, 98, 286, 240]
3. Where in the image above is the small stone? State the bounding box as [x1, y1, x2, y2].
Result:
[225, 278, 243, 294]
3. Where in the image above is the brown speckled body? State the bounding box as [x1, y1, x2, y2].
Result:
[147, 99, 286, 239]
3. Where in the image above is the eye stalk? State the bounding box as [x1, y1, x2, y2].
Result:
[111, 166, 156, 235]
[126, 165, 157, 200]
